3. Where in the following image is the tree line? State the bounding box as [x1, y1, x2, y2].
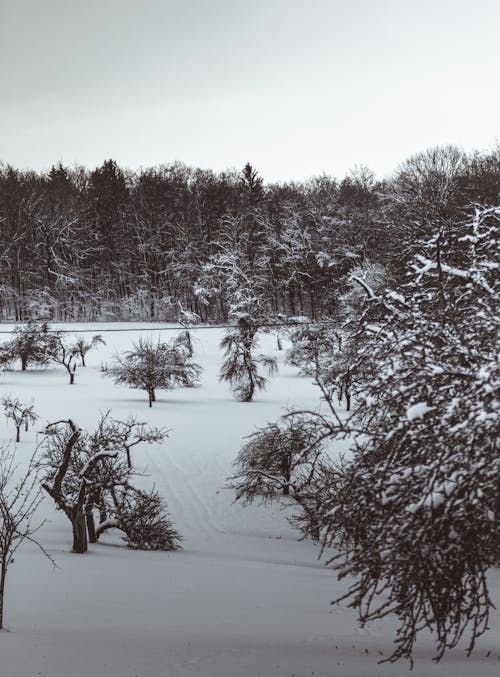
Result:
[1, 145, 499, 322]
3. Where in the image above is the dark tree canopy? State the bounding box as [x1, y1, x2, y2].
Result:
[0, 147, 497, 323]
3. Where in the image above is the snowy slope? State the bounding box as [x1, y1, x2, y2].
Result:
[0, 323, 499, 677]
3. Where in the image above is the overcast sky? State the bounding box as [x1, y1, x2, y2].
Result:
[1, 0, 499, 182]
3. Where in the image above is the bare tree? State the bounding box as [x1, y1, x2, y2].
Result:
[1, 396, 38, 443]
[40, 414, 178, 552]
[73, 334, 106, 367]
[90, 411, 168, 469]
[0, 445, 53, 629]
[48, 335, 80, 384]
[40, 419, 118, 553]
[102, 337, 202, 407]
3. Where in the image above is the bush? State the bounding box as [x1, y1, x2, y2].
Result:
[115, 488, 182, 551]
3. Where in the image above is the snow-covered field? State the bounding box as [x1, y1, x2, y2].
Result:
[1, 323, 499, 677]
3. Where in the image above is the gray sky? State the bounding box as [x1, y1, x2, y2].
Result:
[1, 0, 499, 182]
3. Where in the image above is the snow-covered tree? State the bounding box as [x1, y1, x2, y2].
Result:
[175, 305, 201, 358]
[285, 320, 340, 376]
[194, 212, 271, 321]
[40, 414, 176, 553]
[316, 206, 500, 664]
[90, 411, 168, 469]
[85, 414, 176, 550]
[1, 397, 38, 443]
[219, 316, 277, 402]
[230, 414, 328, 538]
[0, 321, 55, 371]
[41, 419, 119, 553]
[340, 261, 387, 318]
[102, 337, 202, 407]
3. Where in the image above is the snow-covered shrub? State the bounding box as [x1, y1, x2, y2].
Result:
[173, 329, 194, 358]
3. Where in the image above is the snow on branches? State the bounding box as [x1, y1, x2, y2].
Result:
[40, 414, 178, 553]
[229, 414, 332, 540]
[219, 317, 277, 402]
[317, 206, 500, 664]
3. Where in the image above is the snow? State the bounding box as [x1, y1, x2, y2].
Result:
[1, 322, 499, 677]
[406, 401, 434, 421]
[80, 449, 118, 476]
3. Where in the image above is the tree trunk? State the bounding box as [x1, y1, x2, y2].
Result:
[0, 562, 6, 630]
[71, 508, 88, 553]
[244, 349, 255, 402]
[81, 354, 86, 367]
[85, 505, 97, 543]
[15, 427, 20, 443]
[282, 453, 291, 496]
[99, 498, 107, 525]
[21, 356, 27, 371]
[289, 288, 296, 316]
[69, 372, 75, 385]
[246, 382, 254, 402]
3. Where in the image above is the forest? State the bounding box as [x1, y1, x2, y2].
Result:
[1, 144, 499, 323]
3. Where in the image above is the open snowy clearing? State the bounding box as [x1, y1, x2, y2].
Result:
[0, 323, 499, 677]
